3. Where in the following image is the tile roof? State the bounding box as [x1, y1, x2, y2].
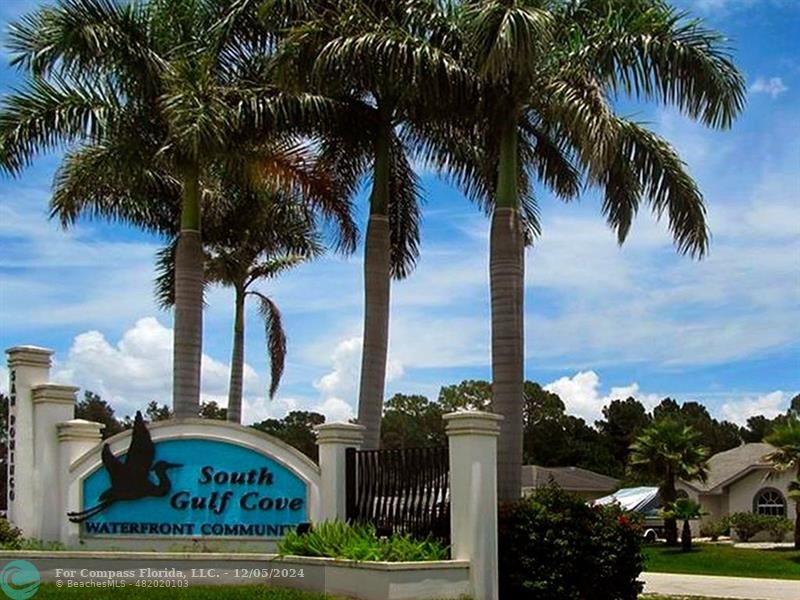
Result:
[685, 442, 775, 492]
[521, 465, 620, 492]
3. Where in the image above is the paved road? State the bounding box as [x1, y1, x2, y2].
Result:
[641, 572, 800, 599]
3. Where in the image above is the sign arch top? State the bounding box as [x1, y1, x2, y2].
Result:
[69, 418, 321, 541]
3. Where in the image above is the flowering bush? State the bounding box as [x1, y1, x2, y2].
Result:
[499, 484, 644, 600]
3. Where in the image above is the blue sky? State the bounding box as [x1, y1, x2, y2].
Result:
[0, 0, 798, 426]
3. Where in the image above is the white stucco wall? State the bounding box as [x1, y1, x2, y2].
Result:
[727, 468, 795, 517]
[683, 467, 797, 542]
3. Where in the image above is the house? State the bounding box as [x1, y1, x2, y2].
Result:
[521, 465, 620, 500]
[678, 443, 796, 541]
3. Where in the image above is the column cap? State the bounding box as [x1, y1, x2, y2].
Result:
[57, 419, 105, 442]
[6, 346, 53, 369]
[443, 410, 503, 437]
[32, 384, 80, 405]
[315, 422, 365, 445]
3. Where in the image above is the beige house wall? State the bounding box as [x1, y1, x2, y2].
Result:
[682, 467, 796, 542]
[727, 468, 795, 516]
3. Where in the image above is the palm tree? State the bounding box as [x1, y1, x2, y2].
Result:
[630, 418, 710, 546]
[271, 0, 465, 448]
[51, 125, 353, 423]
[765, 416, 800, 549]
[661, 497, 705, 552]
[1, 0, 350, 417]
[423, 0, 745, 501]
[155, 189, 326, 424]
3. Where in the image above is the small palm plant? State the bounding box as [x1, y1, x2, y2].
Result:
[661, 498, 706, 552]
[765, 416, 800, 549]
[630, 418, 710, 546]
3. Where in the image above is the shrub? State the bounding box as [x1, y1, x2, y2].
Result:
[0, 519, 23, 549]
[764, 516, 793, 543]
[277, 521, 448, 562]
[724, 512, 769, 542]
[699, 520, 726, 541]
[499, 485, 644, 600]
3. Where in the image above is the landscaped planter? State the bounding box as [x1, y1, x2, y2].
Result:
[272, 555, 471, 600]
[0, 551, 471, 600]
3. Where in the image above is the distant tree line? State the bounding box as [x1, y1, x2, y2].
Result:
[378, 382, 800, 483]
[0, 387, 796, 475]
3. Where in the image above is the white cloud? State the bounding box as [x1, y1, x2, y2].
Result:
[542, 371, 794, 426]
[750, 77, 789, 98]
[543, 371, 661, 423]
[52, 317, 261, 419]
[719, 391, 791, 425]
[311, 336, 404, 422]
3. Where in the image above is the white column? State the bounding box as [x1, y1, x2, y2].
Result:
[57, 419, 104, 546]
[33, 384, 80, 541]
[315, 422, 365, 522]
[5, 345, 53, 537]
[444, 411, 503, 600]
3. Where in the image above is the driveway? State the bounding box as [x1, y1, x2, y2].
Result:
[641, 572, 800, 600]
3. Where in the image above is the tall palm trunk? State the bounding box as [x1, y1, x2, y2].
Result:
[227, 285, 246, 424]
[173, 165, 204, 419]
[492, 118, 525, 502]
[681, 519, 692, 552]
[662, 471, 679, 546]
[357, 129, 392, 449]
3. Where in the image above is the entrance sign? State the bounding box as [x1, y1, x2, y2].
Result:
[67, 417, 320, 543]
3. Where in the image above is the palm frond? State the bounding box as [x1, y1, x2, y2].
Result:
[154, 240, 178, 309]
[246, 255, 308, 287]
[248, 290, 286, 398]
[465, 1, 553, 84]
[50, 138, 180, 232]
[6, 0, 165, 83]
[0, 76, 118, 174]
[569, 1, 746, 129]
[387, 141, 422, 280]
[610, 118, 708, 257]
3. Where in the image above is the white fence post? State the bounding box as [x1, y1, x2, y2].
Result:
[57, 419, 105, 546]
[33, 383, 80, 541]
[5, 346, 53, 538]
[444, 411, 503, 600]
[315, 423, 365, 522]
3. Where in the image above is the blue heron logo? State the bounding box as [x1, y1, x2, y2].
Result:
[0, 560, 40, 600]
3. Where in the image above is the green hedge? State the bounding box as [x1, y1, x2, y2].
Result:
[725, 512, 793, 542]
[498, 485, 644, 600]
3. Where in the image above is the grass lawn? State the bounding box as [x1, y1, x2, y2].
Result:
[35, 584, 346, 600]
[644, 543, 800, 580]
[32, 584, 754, 600]
[31, 586, 742, 600]
[643, 597, 741, 600]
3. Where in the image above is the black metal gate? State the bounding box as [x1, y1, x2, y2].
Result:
[345, 446, 450, 543]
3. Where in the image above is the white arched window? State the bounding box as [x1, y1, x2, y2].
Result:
[753, 488, 786, 517]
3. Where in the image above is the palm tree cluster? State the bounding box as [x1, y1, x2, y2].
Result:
[629, 417, 710, 546]
[765, 416, 800, 549]
[0, 0, 745, 499]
